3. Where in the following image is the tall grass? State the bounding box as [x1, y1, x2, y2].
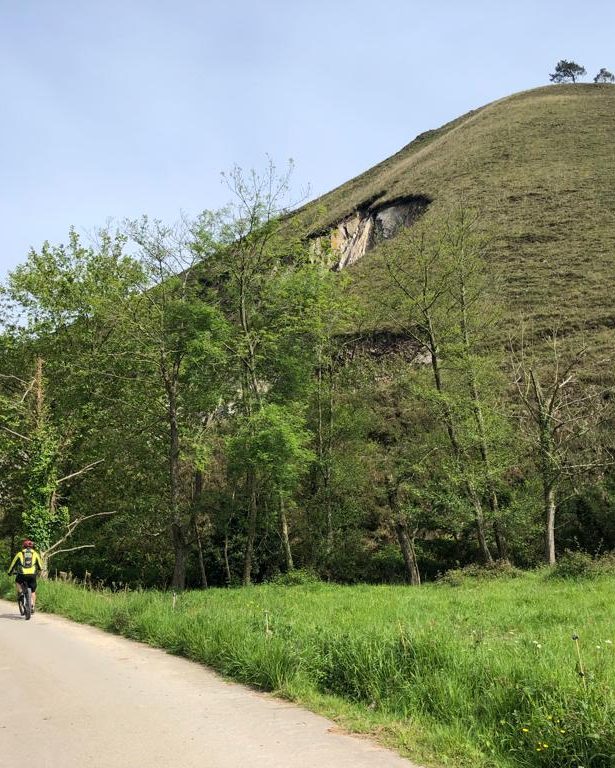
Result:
[3, 572, 614, 768]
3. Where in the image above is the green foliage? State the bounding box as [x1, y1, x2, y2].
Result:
[8, 228, 143, 332]
[268, 568, 321, 586]
[437, 560, 524, 586]
[549, 550, 615, 580]
[549, 60, 587, 84]
[593, 68, 614, 84]
[228, 404, 314, 494]
[3, 100, 615, 593]
[550, 550, 597, 579]
[22, 427, 67, 550]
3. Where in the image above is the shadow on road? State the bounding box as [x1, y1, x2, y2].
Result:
[0, 613, 24, 621]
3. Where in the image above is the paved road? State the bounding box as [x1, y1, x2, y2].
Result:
[0, 600, 417, 768]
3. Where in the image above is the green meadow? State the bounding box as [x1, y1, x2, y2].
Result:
[4, 570, 614, 768]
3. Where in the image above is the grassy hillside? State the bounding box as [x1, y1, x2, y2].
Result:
[298, 84, 615, 346]
[4, 570, 614, 768]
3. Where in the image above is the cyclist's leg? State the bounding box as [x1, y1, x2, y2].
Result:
[15, 576, 25, 614]
[30, 576, 37, 610]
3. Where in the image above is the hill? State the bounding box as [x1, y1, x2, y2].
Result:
[296, 84, 615, 354]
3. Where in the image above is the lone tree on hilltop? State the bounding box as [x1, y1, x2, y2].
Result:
[594, 67, 615, 83]
[549, 60, 586, 83]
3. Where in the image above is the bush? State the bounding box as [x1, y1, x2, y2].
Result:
[550, 550, 598, 579]
[551, 549, 615, 580]
[437, 559, 523, 586]
[268, 568, 321, 586]
[594, 551, 615, 575]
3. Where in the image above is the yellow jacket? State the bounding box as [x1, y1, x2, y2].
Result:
[8, 548, 44, 576]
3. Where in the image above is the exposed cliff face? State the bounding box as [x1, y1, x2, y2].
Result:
[336, 331, 430, 364]
[311, 195, 431, 270]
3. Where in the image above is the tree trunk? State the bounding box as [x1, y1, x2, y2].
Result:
[35, 357, 45, 425]
[279, 493, 294, 572]
[493, 518, 509, 561]
[395, 520, 421, 585]
[192, 471, 208, 588]
[538, 419, 558, 566]
[242, 473, 258, 586]
[545, 485, 557, 565]
[426, 321, 493, 563]
[171, 522, 188, 589]
[316, 357, 335, 560]
[223, 531, 232, 586]
[458, 273, 503, 563]
[194, 518, 208, 588]
[471, 491, 494, 564]
[387, 481, 421, 586]
[164, 363, 187, 590]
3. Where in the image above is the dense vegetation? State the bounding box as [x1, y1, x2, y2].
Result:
[1, 85, 615, 590]
[3, 567, 614, 768]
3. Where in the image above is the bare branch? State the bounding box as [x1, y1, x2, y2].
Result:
[45, 544, 95, 559]
[0, 372, 28, 385]
[56, 459, 105, 485]
[0, 424, 32, 441]
[44, 510, 118, 557]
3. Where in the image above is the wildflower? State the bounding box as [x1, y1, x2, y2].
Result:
[560, 729, 566, 734]
[605, 639, 612, 645]
[546, 715, 552, 720]
[522, 728, 529, 732]
[543, 743, 549, 748]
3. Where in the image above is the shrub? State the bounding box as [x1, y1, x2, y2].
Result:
[550, 550, 598, 579]
[437, 559, 523, 586]
[269, 568, 321, 586]
[595, 551, 615, 575]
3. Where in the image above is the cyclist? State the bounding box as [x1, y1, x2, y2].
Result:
[7, 539, 44, 613]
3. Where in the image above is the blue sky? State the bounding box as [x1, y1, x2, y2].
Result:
[1, 0, 613, 278]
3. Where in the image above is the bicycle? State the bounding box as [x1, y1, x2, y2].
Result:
[18, 584, 32, 620]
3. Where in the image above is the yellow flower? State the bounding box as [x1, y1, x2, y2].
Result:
[522, 728, 529, 732]
[543, 743, 549, 748]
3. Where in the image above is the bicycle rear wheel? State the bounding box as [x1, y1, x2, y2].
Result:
[18, 591, 25, 616]
[23, 587, 32, 620]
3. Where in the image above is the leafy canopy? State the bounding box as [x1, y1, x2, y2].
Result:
[549, 60, 586, 84]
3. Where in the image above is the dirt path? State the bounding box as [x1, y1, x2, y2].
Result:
[0, 601, 418, 768]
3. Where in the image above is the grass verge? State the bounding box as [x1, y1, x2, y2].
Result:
[2, 571, 614, 768]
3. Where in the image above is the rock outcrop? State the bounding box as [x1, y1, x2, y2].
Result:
[311, 195, 431, 270]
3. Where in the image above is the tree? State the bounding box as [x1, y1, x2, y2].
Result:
[119, 217, 229, 589]
[194, 160, 320, 584]
[228, 403, 314, 574]
[593, 68, 615, 84]
[379, 209, 511, 565]
[510, 331, 609, 565]
[549, 60, 586, 84]
[1, 231, 141, 567]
